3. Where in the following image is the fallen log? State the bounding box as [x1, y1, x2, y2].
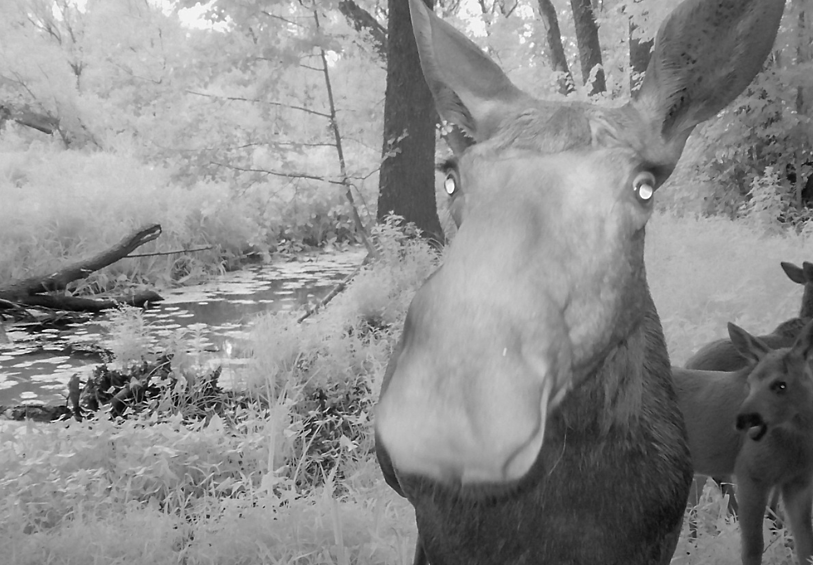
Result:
[10, 290, 163, 312]
[0, 224, 162, 299]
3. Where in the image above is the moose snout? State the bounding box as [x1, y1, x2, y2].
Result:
[736, 412, 768, 441]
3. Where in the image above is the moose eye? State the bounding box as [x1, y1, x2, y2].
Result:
[632, 172, 655, 203]
[444, 171, 460, 197]
[771, 381, 787, 393]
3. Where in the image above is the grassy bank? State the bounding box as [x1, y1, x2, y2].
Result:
[0, 212, 810, 564]
[0, 145, 369, 293]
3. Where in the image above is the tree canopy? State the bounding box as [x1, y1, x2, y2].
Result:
[1, 0, 811, 238]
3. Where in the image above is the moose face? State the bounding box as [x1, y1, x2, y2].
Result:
[376, 0, 785, 489]
[735, 321, 813, 441]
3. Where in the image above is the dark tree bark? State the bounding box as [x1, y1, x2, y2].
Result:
[795, 0, 808, 115]
[569, 0, 606, 95]
[377, 0, 443, 243]
[537, 0, 575, 96]
[338, 0, 387, 59]
[628, 20, 652, 93]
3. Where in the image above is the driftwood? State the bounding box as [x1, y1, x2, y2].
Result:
[0, 224, 162, 299]
[11, 290, 163, 312]
[0, 104, 59, 135]
[0, 224, 164, 314]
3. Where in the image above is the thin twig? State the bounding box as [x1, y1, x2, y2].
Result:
[185, 89, 331, 118]
[125, 245, 213, 258]
[210, 161, 346, 185]
[298, 263, 363, 323]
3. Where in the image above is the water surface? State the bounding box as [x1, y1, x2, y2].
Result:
[0, 249, 366, 406]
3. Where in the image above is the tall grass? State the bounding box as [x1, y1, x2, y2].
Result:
[0, 212, 811, 564]
[647, 213, 812, 364]
[0, 144, 368, 293]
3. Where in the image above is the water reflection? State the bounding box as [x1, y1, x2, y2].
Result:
[0, 249, 366, 406]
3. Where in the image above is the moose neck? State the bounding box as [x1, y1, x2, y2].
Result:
[556, 287, 668, 438]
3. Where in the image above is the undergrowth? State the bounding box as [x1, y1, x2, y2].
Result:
[1, 212, 812, 564]
[0, 145, 368, 293]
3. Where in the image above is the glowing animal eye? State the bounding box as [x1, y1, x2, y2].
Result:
[772, 381, 787, 393]
[444, 172, 459, 196]
[633, 172, 656, 203]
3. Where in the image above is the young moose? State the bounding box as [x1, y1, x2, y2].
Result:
[374, 0, 784, 563]
[674, 320, 813, 565]
[686, 261, 813, 515]
[687, 261, 813, 372]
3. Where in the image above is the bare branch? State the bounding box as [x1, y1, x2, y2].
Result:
[210, 161, 346, 185]
[185, 90, 332, 118]
[126, 245, 213, 258]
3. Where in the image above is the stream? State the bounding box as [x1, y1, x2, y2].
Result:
[0, 248, 367, 406]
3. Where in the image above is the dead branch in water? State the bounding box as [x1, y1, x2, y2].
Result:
[0, 224, 164, 314]
[7, 290, 163, 312]
[0, 224, 162, 299]
[297, 256, 370, 323]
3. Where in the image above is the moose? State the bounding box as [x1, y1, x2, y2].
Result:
[374, 0, 783, 563]
[687, 261, 813, 372]
[674, 320, 813, 565]
[686, 261, 813, 517]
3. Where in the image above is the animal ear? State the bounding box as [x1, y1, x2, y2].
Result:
[792, 320, 813, 361]
[781, 262, 806, 285]
[408, 0, 529, 142]
[728, 322, 771, 365]
[803, 261, 813, 282]
[633, 0, 784, 164]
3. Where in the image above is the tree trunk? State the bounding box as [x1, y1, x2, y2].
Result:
[337, 1, 387, 60]
[795, 0, 808, 115]
[570, 0, 606, 95]
[794, 0, 809, 211]
[628, 20, 652, 93]
[377, 0, 443, 243]
[537, 0, 575, 96]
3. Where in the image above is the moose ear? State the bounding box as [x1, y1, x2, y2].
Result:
[728, 322, 771, 365]
[781, 262, 806, 285]
[634, 0, 784, 158]
[408, 0, 529, 141]
[793, 320, 813, 361]
[803, 261, 813, 282]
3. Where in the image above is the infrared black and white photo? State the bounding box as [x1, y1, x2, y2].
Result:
[0, 1, 811, 564]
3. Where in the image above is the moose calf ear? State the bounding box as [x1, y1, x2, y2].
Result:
[634, 0, 784, 158]
[781, 262, 806, 285]
[408, 0, 530, 142]
[793, 320, 813, 361]
[728, 322, 771, 365]
[803, 262, 813, 282]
